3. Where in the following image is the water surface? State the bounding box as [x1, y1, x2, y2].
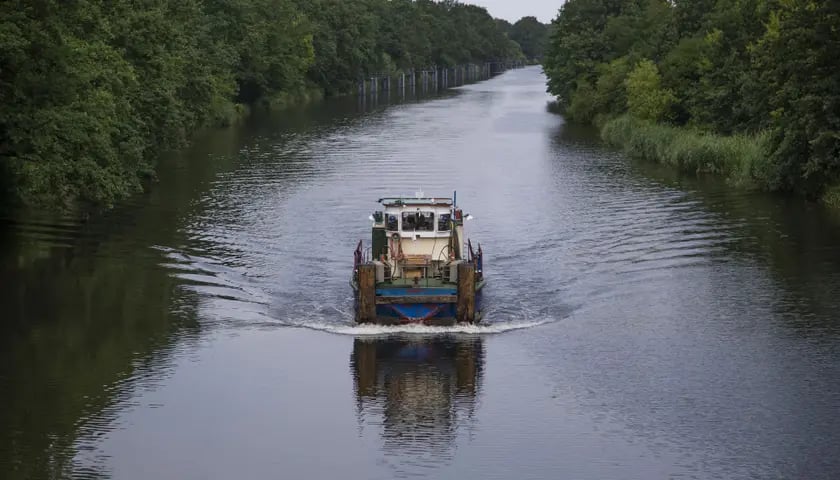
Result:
[2, 67, 840, 479]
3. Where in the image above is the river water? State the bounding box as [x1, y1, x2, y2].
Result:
[2, 67, 840, 479]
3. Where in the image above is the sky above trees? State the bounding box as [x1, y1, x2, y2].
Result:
[471, 0, 559, 23]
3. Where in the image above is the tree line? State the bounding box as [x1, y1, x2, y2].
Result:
[0, 0, 525, 210]
[496, 16, 550, 62]
[543, 0, 840, 202]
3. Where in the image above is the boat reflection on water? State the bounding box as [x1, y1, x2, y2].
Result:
[350, 335, 485, 470]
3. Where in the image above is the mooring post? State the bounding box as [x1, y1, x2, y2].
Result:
[457, 262, 476, 323]
[358, 264, 377, 323]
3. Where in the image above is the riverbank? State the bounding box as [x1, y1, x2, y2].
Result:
[217, 86, 327, 128]
[543, 0, 839, 210]
[1, 0, 526, 214]
[600, 115, 840, 208]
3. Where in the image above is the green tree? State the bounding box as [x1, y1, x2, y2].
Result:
[752, 0, 840, 197]
[544, 0, 840, 201]
[543, 0, 624, 106]
[0, 0, 523, 211]
[509, 16, 549, 60]
[625, 59, 675, 122]
[0, 0, 144, 208]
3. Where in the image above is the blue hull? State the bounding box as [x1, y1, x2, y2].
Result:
[354, 285, 484, 325]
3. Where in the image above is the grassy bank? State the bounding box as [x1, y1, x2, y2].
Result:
[601, 115, 840, 208]
[601, 115, 773, 190]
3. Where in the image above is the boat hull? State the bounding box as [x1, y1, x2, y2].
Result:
[352, 283, 484, 325]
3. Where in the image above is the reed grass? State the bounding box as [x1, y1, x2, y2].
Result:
[601, 115, 771, 189]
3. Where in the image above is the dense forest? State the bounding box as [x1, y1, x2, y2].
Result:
[496, 16, 550, 61]
[543, 0, 840, 204]
[0, 0, 524, 211]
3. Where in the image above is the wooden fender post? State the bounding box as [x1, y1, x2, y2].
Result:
[457, 262, 476, 323]
[358, 264, 377, 323]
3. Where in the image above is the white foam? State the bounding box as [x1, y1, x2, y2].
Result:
[288, 319, 552, 336]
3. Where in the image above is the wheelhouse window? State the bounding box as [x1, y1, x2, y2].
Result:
[385, 214, 399, 231]
[438, 213, 451, 231]
[402, 211, 434, 232]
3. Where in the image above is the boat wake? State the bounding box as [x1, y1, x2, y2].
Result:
[153, 245, 564, 337]
[284, 318, 553, 336]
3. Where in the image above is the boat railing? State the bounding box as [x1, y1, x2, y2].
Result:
[355, 238, 480, 285]
[353, 241, 373, 282]
[466, 239, 484, 280]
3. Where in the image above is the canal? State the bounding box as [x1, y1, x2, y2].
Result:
[2, 66, 840, 479]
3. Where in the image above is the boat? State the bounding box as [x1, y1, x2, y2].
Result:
[351, 192, 485, 325]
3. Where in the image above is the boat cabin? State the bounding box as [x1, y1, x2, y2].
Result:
[368, 196, 470, 284]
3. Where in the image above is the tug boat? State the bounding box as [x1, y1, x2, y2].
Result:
[351, 192, 484, 325]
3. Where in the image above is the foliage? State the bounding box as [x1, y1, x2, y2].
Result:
[624, 59, 675, 122]
[508, 16, 550, 61]
[543, 0, 624, 105]
[544, 0, 840, 202]
[296, 0, 522, 95]
[0, 0, 522, 210]
[751, 0, 840, 198]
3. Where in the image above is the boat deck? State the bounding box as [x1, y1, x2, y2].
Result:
[377, 277, 455, 288]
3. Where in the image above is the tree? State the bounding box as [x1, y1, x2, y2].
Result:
[0, 0, 524, 210]
[543, 0, 624, 106]
[625, 59, 675, 122]
[509, 16, 549, 60]
[752, 0, 840, 197]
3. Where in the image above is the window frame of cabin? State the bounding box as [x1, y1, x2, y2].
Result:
[401, 211, 435, 232]
[385, 213, 399, 231]
[437, 213, 452, 231]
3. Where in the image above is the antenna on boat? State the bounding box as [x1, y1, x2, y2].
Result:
[415, 188, 424, 199]
[453, 190, 457, 207]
